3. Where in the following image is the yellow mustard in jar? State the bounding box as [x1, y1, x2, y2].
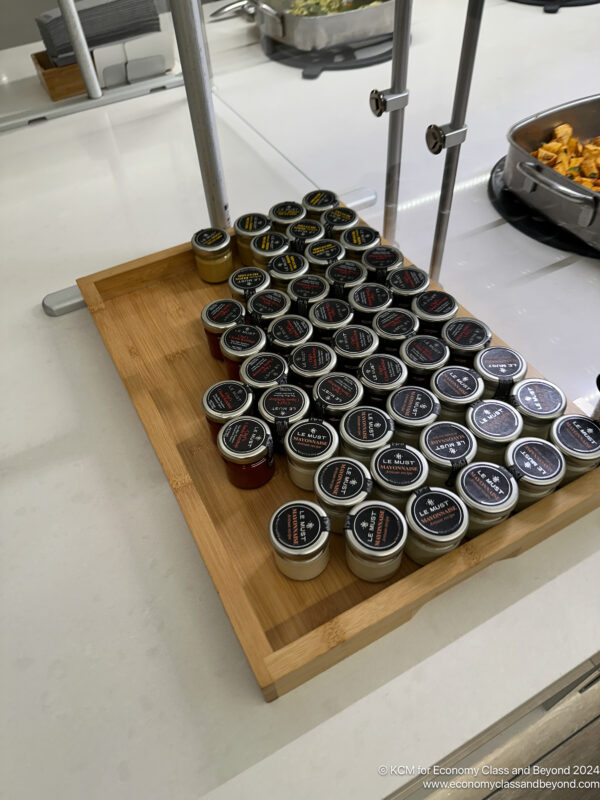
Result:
[191, 227, 234, 284]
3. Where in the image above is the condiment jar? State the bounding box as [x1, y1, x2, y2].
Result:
[370, 443, 429, 512]
[234, 213, 271, 265]
[404, 486, 469, 565]
[288, 341, 337, 390]
[550, 414, 600, 485]
[332, 324, 379, 374]
[258, 384, 310, 445]
[202, 380, 254, 443]
[325, 260, 367, 299]
[220, 323, 267, 380]
[339, 405, 395, 466]
[268, 200, 306, 232]
[344, 500, 407, 582]
[267, 314, 313, 354]
[229, 266, 270, 305]
[321, 206, 359, 240]
[510, 378, 567, 438]
[347, 282, 393, 325]
[268, 252, 309, 292]
[441, 317, 492, 367]
[192, 228, 233, 283]
[239, 351, 288, 396]
[372, 308, 419, 353]
[217, 416, 274, 489]
[340, 226, 381, 261]
[362, 244, 403, 284]
[465, 399, 523, 465]
[284, 418, 339, 490]
[419, 421, 478, 488]
[387, 265, 430, 308]
[505, 437, 566, 510]
[312, 372, 364, 425]
[302, 189, 339, 219]
[250, 232, 290, 269]
[286, 219, 325, 254]
[411, 290, 459, 336]
[269, 500, 330, 581]
[247, 289, 291, 329]
[287, 274, 329, 316]
[201, 298, 245, 360]
[387, 386, 441, 448]
[400, 335, 450, 385]
[308, 298, 354, 341]
[314, 457, 372, 534]
[305, 239, 346, 275]
[474, 346, 527, 400]
[430, 365, 485, 423]
[456, 462, 519, 538]
[358, 354, 408, 406]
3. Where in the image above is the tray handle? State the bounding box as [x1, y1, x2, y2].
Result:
[515, 161, 597, 228]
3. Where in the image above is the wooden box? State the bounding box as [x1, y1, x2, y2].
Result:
[31, 51, 87, 102]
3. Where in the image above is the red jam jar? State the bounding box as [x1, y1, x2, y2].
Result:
[312, 372, 364, 425]
[332, 324, 379, 374]
[441, 317, 492, 367]
[217, 416, 275, 489]
[325, 260, 367, 300]
[220, 323, 267, 380]
[239, 352, 288, 397]
[201, 298, 245, 361]
[302, 189, 339, 219]
[372, 307, 419, 354]
[247, 289, 292, 329]
[358, 353, 408, 406]
[287, 274, 330, 316]
[258, 384, 311, 446]
[347, 282, 393, 326]
[289, 341, 337, 391]
[387, 266, 430, 308]
[308, 297, 354, 341]
[267, 314, 313, 354]
[400, 335, 450, 386]
[229, 266, 270, 305]
[362, 244, 403, 285]
[202, 380, 254, 443]
[411, 290, 459, 336]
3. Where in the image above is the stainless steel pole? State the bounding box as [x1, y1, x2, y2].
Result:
[57, 0, 102, 99]
[170, 0, 230, 228]
[428, 0, 485, 285]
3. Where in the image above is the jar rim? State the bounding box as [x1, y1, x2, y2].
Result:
[456, 462, 519, 515]
[339, 405, 395, 450]
[510, 379, 567, 421]
[550, 415, 600, 461]
[220, 324, 267, 361]
[217, 416, 273, 464]
[284, 418, 339, 465]
[387, 265, 431, 295]
[344, 500, 407, 560]
[370, 443, 429, 493]
[419, 421, 477, 467]
[430, 366, 485, 407]
[441, 317, 492, 352]
[386, 386, 441, 428]
[474, 346, 527, 384]
[411, 291, 458, 322]
[314, 457, 372, 508]
[269, 500, 330, 559]
[234, 213, 270, 238]
[405, 487, 469, 542]
[202, 381, 254, 422]
[313, 372, 364, 412]
[289, 342, 337, 379]
[505, 437, 566, 486]
[258, 384, 311, 425]
[466, 400, 523, 443]
[192, 227, 231, 255]
[200, 298, 245, 334]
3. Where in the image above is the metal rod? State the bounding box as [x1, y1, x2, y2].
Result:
[170, 0, 230, 228]
[429, 0, 485, 285]
[57, 0, 102, 99]
[382, 0, 413, 244]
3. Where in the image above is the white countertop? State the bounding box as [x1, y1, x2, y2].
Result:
[1, 1, 599, 799]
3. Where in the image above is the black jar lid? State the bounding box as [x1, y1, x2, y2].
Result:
[250, 232, 289, 261]
[320, 206, 358, 234]
[269, 500, 330, 558]
[420, 421, 477, 468]
[220, 323, 266, 361]
[505, 437, 566, 486]
[325, 260, 367, 290]
[431, 366, 485, 406]
[312, 372, 364, 414]
[217, 416, 273, 464]
[268, 201, 306, 227]
[387, 386, 441, 429]
[192, 227, 230, 256]
[441, 317, 492, 353]
[201, 298, 245, 334]
[550, 414, 600, 461]
[474, 346, 527, 385]
[456, 462, 518, 515]
[387, 266, 430, 297]
[286, 219, 325, 244]
[287, 274, 330, 306]
[510, 379, 567, 421]
[309, 298, 354, 331]
[305, 238, 345, 268]
[289, 341, 337, 379]
[285, 418, 339, 464]
[340, 405, 395, 451]
[371, 443, 429, 493]
[332, 325, 379, 360]
[400, 335, 450, 371]
[202, 380, 254, 423]
[268, 253, 309, 282]
[239, 352, 288, 387]
[362, 245, 403, 275]
[358, 354, 408, 394]
[229, 266, 270, 299]
[302, 189, 339, 215]
[372, 308, 419, 343]
[405, 487, 468, 541]
[412, 290, 458, 323]
[348, 282, 392, 315]
[314, 457, 372, 508]
[268, 315, 313, 350]
[345, 501, 407, 559]
[234, 213, 271, 240]
[341, 226, 381, 253]
[466, 400, 523, 443]
[258, 384, 310, 426]
[247, 289, 291, 320]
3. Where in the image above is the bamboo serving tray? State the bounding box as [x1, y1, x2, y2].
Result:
[77, 242, 600, 700]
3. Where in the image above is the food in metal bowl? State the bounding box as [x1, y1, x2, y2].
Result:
[289, 0, 382, 16]
[531, 124, 600, 191]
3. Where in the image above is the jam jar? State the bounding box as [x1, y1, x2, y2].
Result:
[287, 274, 330, 316]
[308, 298, 354, 341]
[474, 346, 527, 399]
[404, 486, 469, 565]
[370, 443, 429, 513]
[325, 260, 367, 299]
[321, 206, 359, 240]
[441, 317, 492, 367]
[312, 372, 364, 425]
[411, 290, 459, 336]
[358, 354, 408, 406]
[234, 213, 271, 265]
[268, 252, 309, 292]
[258, 384, 310, 445]
[430, 365, 485, 423]
[456, 462, 519, 538]
[247, 289, 292, 329]
[267, 314, 313, 354]
[229, 266, 270, 305]
[344, 500, 408, 582]
[505, 437, 566, 511]
[220, 323, 267, 380]
[348, 282, 393, 326]
[202, 380, 254, 443]
[269, 500, 330, 581]
[465, 399, 523, 465]
[550, 414, 600, 485]
[340, 226, 381, 261]
[387, 265, 430, 308]
[387, 386, 441, 449]
[284, 418, 339, 490]
[305, 238, 346, 275]
[302, 189, 339, 219]
[314, 456, 372, 534]
[268, 200, 306, 232]
[201, 298, 245, 360]
[288, 341, 337, 391]
[332, 324, 379, 374]
[239, 351, 288, 397]
[400, 335, 450, 385]
[217, 416, 274, 489]
[510, 378, 567, 438]
[192, 228, 234, 283]
[339, 405, 395, 466]
[286, 219, 325, 254]
[250, 231, 290, 269]
[372, 307, 419, 353]
[362, 244, 403, 285]
[419, 421, 478, 488]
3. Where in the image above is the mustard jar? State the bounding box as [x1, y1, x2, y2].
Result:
[250, 232, 289, 270]
[441, 317, 492, 367]
[340, 226, 381, 261]
[387, 265, 430, 308]
[430, 365, 485, 423]
[305, 238, 346, 275]
[465, 399, 523, 465]
[239, 351, 288, 396]
[269, 500, 330, 581]
[372, 307, 419, 354]
[400, 335, 450, 385]
[344, 500, 408, 582]
[325, 260, 367, 299]
[505, 437, 566, 510]
[284, 418, 339, 490]
[314, 457, 372, 534]
[308, 298, 354, 341]
[419, 420, 478, 487]
[370, 443, 429, 513]
[312, 372, 364, 425]
[286, 219, 325, 254]
[456, 462, 518, 538]
[287, 274, 330, 316]
[347, 282, 393, 325]
[321, 206, 359, 240]
[234, 212, 271, 265]
[302, 189, 339, 219]
[332, 324, 379, 373]
[268, 200, 306, 232]
[268, 252, 309, 292]
[474, 346, 527, 399]
[362, 244, 403, 284]
[339, 405, 395, 466]
[411, 290, 459, 336]
[229, 266, 270, 305]
[192, 228, 234, 283]
[550, 414, 600, 484]
[387, 386, 441, 449]
[267, 314, 313, 354]
[510, 378, 567, 438]
[247, 288, 292, 329]
[404, 486, 469, 565]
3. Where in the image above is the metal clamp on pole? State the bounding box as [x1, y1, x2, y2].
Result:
[425, 123, 468, 155]
[369, 88, 409, 118]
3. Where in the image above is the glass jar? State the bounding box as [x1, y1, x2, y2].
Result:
[217, 416, 274, 489]
[332, 324, 379, 374]
[288, 341, 337, 391]
[302, 189, 339, 219]
[505, 437, 566, 510]
[404, 486, 469, 565]
[344, 500, 408, 582]
[268, 200, 306, 232]
[234, 213, 271, 265]
[358, 354, 408, 406]
[441, 317, 492, 367]
[370, 443, 429, 513]
[362, 245, 403, 285]
[267, 314, 313, 354]
[267, 252, 309, 292]
[314, 457, 372, 534]
[220, 323, 267, 380]
[202, 380, 254, 443]
[191, 228, 234, 283]
[320, 206, 359, 240]
[387, 265, 430, 308]
[387, 386, 441, 448]
[250, 232, 290, 269]
[348, 282, 393, 326]
[308, 298, 354, 341]
[339, 405, 395, 466]
[430, 365, 485, 424]
[305, 239, 346, 275]
[372, 308, 419, 354]
[474, 346, 527, 400]
[239, 351, 288, 396]
[258, 384, 310, 445]
[201, 298, 245, 360]
[312, 372, 364, 425]
[287, 274, 329, 317]
[269, 500, 330, 581]
[550, 414, 600, 485]
[247, 289, 292, 329]
[465, 400, 523, 465]
[228, 266, 270, 305]
[456, 462, 519, 538]
[411, 290, 459, 336]
[286, 219, 325, 254]
[284, 418, 339, 490]
[325, 260, 367, 299]
[510, 378, 567, 438]
[340, 226, 381, 261]
[400, 335, 450, 385]
[419, 421, 478, 488]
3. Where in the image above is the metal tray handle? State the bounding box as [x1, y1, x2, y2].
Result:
[516, 161, 597, 228]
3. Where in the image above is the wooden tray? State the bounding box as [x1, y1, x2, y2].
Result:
[77, 242, 600, 700]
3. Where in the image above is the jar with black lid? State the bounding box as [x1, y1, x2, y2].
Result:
[268, 252, 309, 292]
[217, 416, 274, 489]
[286, 219, 325, 254]
[268, 200, 306, 232]
[474, 346, 528, 399]
[411, 290, 458, 336]
[287, 274, 329, 316]
[419, 421, 478, 488]
[400, 335, 450, 385]
[362, 245, 403, 285]
[247, 289, 291, 329]
[430, 365, 485, 423]
[320, 206, 359, 240]
[358, 354, 408, 406]
[387, 386, 441, 448]
[269, 500, 330, 581]
[267, 314, 313, 354]
[308, 298, 354, 341]
[332, 324, 379, 373]
[239, 352, 288, 396]
[325, 260, 367, 299]
[387, 266, 430, 308]
[370, 443, 429, 513]
[288, 341, 337, 390]
[250, 232, 289, 270]
[302, 189, 339, 219]
[372, 308, 419, 353]
[441, 317, 492, 367]
[284, 418, 339, 490]
[404, 486, 469, 565]
[344, 500, 408, 582]
[202, 380, 254, 443]
[192, 228, 233, 283]
[505, 437, 566, 510]
[340, 226, 381, 261]
[312, 372, 364, 424]
[201, 298, 245, 361]
[456, 462, 519, 538]
[314, 457, 372, 534]
[465, 400, 523, 465]
[348, 282, 393, 325]
[510, 378, 567, 438]
[258, 384, 310, 445]
[234, 213, 271, 265]
[550, 415, 600, 485]
[339, 405, 395, 466]
[304, 238, 345, 275]
[229, 266, 270, 304]
[220, 323, 267, 380]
